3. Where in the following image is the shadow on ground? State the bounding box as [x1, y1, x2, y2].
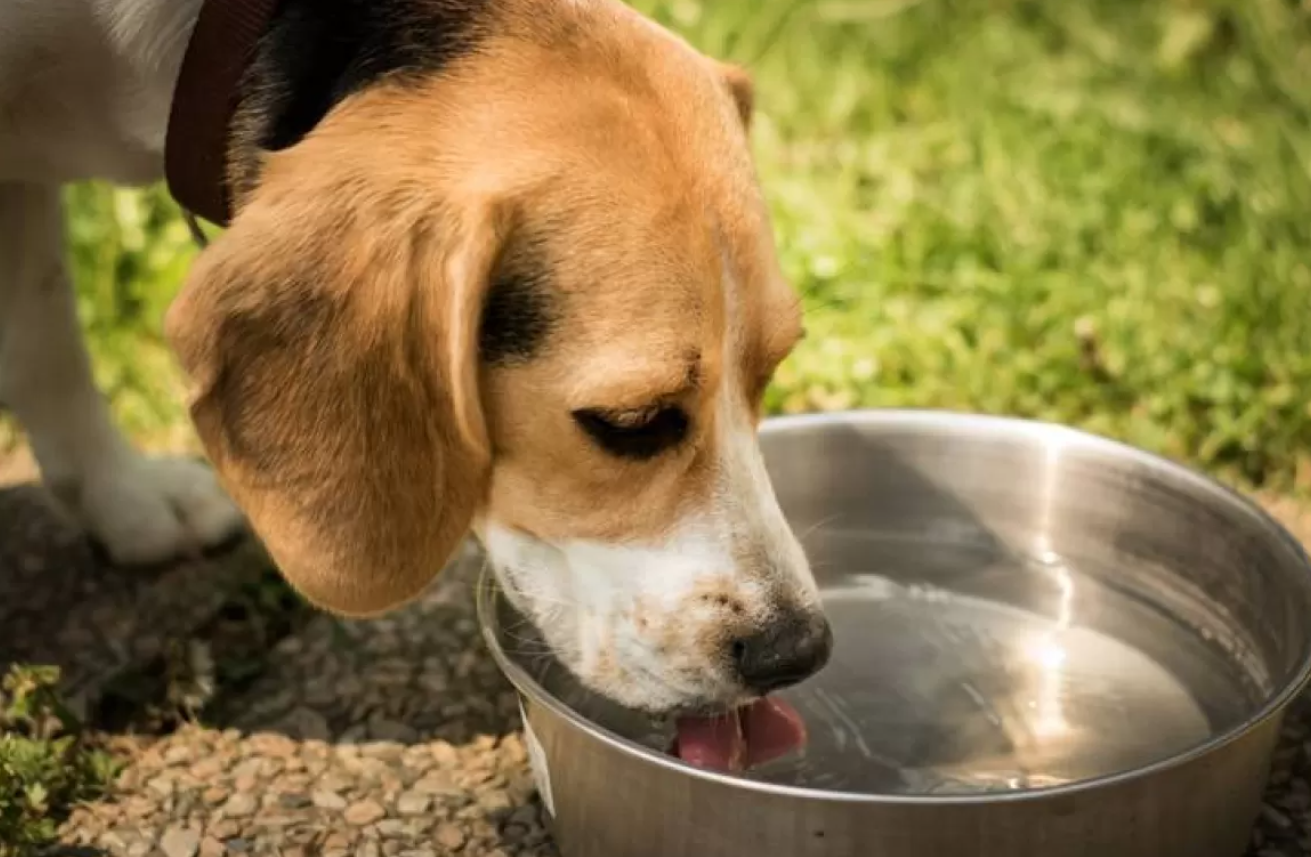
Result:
[0, 480, 552, 857]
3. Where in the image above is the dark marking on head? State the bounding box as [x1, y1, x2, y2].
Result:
[480, 239, 557, 365]
[228, 0, 497, 203]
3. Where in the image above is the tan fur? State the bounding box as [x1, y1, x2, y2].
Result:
[166, 0, 802, 619]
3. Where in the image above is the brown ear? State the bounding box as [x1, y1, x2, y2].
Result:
[165, 168, 502, 618]
[717, 62, 755, 129]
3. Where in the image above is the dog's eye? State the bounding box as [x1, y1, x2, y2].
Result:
[572, 406, 690, 460]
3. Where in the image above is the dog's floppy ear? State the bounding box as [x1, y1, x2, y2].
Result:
[166, 163, 503, 617]
[717, 62, 755, 129]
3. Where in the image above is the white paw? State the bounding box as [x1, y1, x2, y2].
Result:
[67, 453, 246, 565]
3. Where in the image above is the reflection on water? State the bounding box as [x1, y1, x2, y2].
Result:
[504, 532, 1268, 796]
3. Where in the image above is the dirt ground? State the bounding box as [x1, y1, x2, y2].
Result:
[4, 447, 1311, 857]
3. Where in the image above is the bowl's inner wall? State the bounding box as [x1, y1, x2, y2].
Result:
[760, 418, 1306, 695]
[493, 414, 1311, 797]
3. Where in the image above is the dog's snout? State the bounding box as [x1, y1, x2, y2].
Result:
[730, 610, 833, 694]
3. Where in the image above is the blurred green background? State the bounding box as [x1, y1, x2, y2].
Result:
[9, 0, 1311, 492]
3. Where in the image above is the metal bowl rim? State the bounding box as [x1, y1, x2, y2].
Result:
[476, 407, 1311, 806]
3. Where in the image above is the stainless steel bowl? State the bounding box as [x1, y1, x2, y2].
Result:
[477, 409, 1311, 857]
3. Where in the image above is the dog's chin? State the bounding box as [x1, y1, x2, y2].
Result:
[484, 560, 746, 716]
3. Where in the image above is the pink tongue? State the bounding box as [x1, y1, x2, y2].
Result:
[673, 698, 807, 772]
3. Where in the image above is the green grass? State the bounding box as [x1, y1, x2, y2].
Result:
[40, 0, 1311, 491]
[0, 666, 119, 857]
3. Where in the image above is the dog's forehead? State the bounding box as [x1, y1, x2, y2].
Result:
[509, 153, 796, 399]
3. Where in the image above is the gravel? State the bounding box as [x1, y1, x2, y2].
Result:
[5, 471, 1311, 856]
[59, 724, 552, 856]
[47, 541, 556, 857]
[0, 481, 261, 721]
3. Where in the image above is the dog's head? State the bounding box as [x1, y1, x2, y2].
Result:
[166, 0, 830, 714]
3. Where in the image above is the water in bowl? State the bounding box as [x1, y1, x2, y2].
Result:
[508, 529, 1271, 797]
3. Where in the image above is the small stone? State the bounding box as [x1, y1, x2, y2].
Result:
[344, 799, 387, 826]
[396, 791, 431, 816]
[317, 773, 354, 793]
[413, 774, 461, 797]
[124, 796, 157, 819]
[198, 837, 225, 857]
[360, 739, 407, 760]
[508, 805, 539, 827]
[164, 745, 195, 766]
[430, 742, 459, 767]
[99, 830, 128, 851]
[222, 793, 258, 817]
[160, 826, 200, 857]
[276, 706, 333, 742]
[208, 820, 240, 840]
[147, 775, 176, 798]
[190, 758, 224, 780]
[434, 823, 466, 851]
[313, 790, 348, 811]
[231, 758, 264, 779]
[374, 820, 408, 837]
[225, 838, 250, 853]
[322, 832, 357, 850]
[478, 790, 512, 814]
[252, 734, 298, 758]
[279, 791, 312, 809]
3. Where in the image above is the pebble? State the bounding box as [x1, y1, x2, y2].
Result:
[279, 791, 313, 809]
[160, 827, 200, 857]
[163, 745, 193, 766]
[312, 789, 348, 810]
[344, 800, 387, 826]
[434, 823, 467, 851]
[396, 792, 431, 816]
[376, 819, 410, 837]
[147, 776, 175, 798]
[221, 793, 258, 818]
[413, 774, 463, 797]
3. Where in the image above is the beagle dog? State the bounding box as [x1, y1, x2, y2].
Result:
[0, 0, 832, 723]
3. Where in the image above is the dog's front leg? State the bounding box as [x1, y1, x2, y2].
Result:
[0, 182, 243, 564]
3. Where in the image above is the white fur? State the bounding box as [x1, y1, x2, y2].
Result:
[477, 362, 822, 714]
[0, 0, 241, 564]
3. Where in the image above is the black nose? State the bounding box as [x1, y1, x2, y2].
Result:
[730, 611, 834, 694]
